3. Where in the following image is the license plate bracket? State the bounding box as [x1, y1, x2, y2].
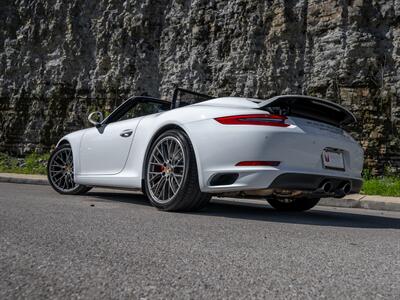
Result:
[322, 149, 345, 171]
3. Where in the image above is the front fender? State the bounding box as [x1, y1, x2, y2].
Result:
[54, 129, 87, 175]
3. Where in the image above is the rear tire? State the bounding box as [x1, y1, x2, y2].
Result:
[144, 129, 211, 212]
[47, 144, 92, 195]
[266, 197, 320, 211]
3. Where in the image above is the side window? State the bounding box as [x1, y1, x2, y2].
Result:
[111, 101, 169, 123]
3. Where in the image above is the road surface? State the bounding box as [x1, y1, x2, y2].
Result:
[1, 182, 399, 299]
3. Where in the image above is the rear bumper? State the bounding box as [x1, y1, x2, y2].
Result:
[268, 173, 362, 194]
[184, 118, 364, 194]
[199, 166, 362, 195]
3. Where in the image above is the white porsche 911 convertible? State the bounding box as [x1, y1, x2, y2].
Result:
[48, 88, 364, 212]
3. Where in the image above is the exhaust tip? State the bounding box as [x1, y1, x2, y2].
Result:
[342, 182, 351, 194]
[321, 181, 333, 193]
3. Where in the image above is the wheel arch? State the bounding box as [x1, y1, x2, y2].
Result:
[140, 123, 203, 193]
[56, 139, 71, 147]
[55, 136, 82, 176]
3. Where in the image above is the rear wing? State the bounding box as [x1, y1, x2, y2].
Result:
[171, 88, 214, 109]
[258, 95, 357, 126]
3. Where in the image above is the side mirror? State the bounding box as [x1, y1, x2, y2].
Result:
[88, 111, 104, 127]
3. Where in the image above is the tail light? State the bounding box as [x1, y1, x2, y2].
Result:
[215, 114, 289, 127]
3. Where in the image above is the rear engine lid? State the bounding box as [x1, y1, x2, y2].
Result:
[291, 116, 345, 138]
[258, 95, 356, 127]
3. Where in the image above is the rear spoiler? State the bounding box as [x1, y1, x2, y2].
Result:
[258, 95, 356, 126]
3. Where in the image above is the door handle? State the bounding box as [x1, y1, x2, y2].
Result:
[120, 129, 133, 138]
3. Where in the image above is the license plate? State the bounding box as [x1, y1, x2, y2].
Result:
[322, 149, 345, 170]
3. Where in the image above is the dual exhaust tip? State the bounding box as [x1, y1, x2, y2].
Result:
[318, 180, 351, 196]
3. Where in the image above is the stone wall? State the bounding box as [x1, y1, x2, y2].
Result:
[1, 0, 399, 175]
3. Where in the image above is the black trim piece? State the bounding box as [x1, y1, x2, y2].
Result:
[268, 173, 362, 193]
[209, 173, 239, 186]
[103, 96, 170, 125]
[171, 87, 214, 109]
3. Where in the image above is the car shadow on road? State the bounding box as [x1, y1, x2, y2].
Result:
[203, 200, 400, 230]
[86, 191, 400, 230]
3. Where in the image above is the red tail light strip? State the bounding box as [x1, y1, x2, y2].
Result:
[215, 114, 289, 127]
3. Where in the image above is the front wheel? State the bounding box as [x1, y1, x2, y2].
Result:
[47, 144, 92, 195]
[266, 197, 320, 211]
[144, 129, 211, 212]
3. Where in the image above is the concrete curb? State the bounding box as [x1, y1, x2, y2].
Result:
[319, 194, 400, 212]
[0, 173, 48, 186]
[1, 173, 400, 212]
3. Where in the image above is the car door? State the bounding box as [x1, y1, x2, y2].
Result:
[79, 118, 140, 175]
[79, 98, 170, 175]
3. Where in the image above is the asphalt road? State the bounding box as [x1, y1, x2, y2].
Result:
[1, 183, 399, 299]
